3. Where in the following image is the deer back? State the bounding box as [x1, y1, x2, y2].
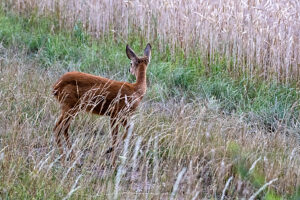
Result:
[53, 71, 143, 117]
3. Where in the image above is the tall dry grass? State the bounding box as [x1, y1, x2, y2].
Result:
[4, 0, 300, 82]
[1, 47, 300, 199]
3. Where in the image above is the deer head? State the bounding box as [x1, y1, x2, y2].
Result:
[126, 43, 151, 77]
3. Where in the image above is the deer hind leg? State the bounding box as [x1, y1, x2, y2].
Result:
[53, 113, 65, 157]
[62, 115, 76, 160]
[54, 107, 76, 160]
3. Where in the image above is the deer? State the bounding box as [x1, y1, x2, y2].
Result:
[52, 43, 151, 161]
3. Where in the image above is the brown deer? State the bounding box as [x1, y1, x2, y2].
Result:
[52, 43, 151, 160]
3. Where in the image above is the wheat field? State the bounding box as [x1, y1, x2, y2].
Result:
[5, 0, 300, 82]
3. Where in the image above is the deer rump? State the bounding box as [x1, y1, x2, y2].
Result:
[53, 71, 139, 117]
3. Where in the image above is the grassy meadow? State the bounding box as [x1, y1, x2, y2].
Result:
[0, 1, 300, 199]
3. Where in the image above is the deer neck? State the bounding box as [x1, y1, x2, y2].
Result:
[134, 64, 147, 95]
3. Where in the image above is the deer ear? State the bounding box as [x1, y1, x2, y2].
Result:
[126, 45, 137, 60]
[144, 43, 151, 62]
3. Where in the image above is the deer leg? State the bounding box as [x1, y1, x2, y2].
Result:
[54, 112, 67, 159]
[121, 118, 130, 141]
[54, 106, 76, 160]
[108, 117, 121, 166]
[53, 113, 64, 133]
[105, 118, 119, 154]
[62, 117, 75, 160]
[61, 107, 79, 161]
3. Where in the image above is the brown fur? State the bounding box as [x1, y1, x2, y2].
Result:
[52, 44, 151, 160]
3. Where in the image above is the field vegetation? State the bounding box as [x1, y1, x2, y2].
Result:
[4, 0, 300, 82]
[0, 1, 300, 199]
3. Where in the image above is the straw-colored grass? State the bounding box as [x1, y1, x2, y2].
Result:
[1, 1, 300, 199]
[4, 0, 300, 82]
[1, 47, 299, 199]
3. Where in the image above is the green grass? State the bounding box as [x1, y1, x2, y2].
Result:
[0, 8, 299, 133]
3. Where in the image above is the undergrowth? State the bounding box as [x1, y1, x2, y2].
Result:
[0, 48, 300, 199]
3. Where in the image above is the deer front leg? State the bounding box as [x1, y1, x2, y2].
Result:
[121, 118, 129, 141]
[105, 118, 119, 154]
